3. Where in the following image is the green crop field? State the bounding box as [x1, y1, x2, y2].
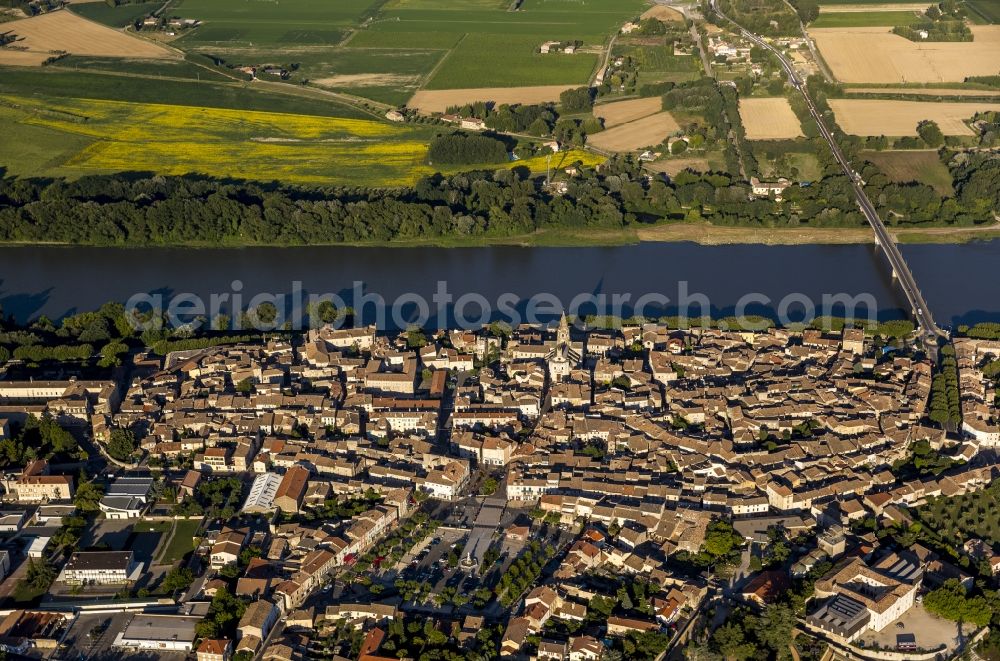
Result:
[811, 10, 922, 26]
[424, 34, 599, 88]
[174, 0, 382, 44]
[818, 0, 929, 4]
[49, 56, 238, 83]
[355, 0, 645, 90]
[0, 106, 96, 179]
[158, 0, 644, 103]
[346, 30, 464, 49]
[368, 4, 639, 39]
[964, 0, 1000, 22]
[232, 47, 445, 105]
[157, 519, 203, 563]
[70, 1, 163, 27]
[0, 68, 368, 119]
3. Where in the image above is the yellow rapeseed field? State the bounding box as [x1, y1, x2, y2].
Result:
[1, 95, 605, 185]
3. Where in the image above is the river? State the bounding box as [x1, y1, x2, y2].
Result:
[0, 242, 997, 330]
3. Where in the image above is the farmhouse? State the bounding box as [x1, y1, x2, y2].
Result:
[750, 177, 792, 201]
[707, 36, 751, 63]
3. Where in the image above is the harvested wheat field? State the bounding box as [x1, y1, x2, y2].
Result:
[845, 87, 1000, 98]
[644, 158, 712, 176]
[811, 26, 1000, 83]
[588, 111, 680, 152]
[641, 5, 685, 21]
[408, 85, 576, 113]
[0, 10, 177, 66]
[739, 97, 804, 139]
[830, 99, 1000, 135]
[594, 97, 662, 128]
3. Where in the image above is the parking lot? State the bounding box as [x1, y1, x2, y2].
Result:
[439, 498, 481, 528]
[60, 611, 132, 661]
[405, 529, 466, 586]
[858, 603, 975, 654]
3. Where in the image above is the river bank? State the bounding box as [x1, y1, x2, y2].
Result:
[1, 221, 999, 250]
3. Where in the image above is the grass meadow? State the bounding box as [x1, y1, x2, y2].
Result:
[862, 150, 955, 195]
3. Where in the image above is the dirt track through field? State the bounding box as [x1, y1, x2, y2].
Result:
[0, 10, 177, 66]
[739, 97, 804, 139]
[587, 111, 680, 152]
[829, 98, 1000, 135]
[315, 73, 421, 88]
[408, 85, 576, 112]
[594, 97, 662, 127]
[811, 25, 1000, 83]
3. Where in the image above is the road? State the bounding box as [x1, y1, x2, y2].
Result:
[593, 31, 619, 86]
[709, 0, 946, 346]
[690, 25, 713, 77]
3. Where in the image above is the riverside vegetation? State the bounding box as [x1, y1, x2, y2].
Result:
[0, 144, 998, 246]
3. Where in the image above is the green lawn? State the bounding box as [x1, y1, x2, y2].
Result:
[134, 521, 173, 534]
[70, 1, 163, 27]
[811, 10, 922, 26]
[156, 518, 203, 563]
